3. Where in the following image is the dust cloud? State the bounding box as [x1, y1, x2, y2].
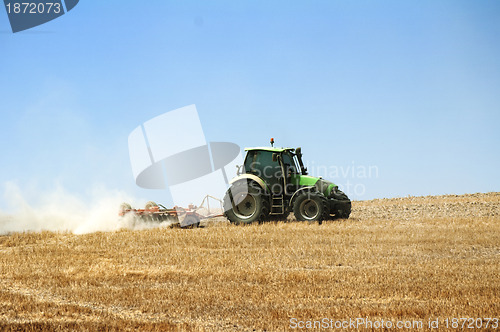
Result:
[0, 182, 164, 235]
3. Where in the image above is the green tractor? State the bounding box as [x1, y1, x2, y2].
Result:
[223, 139, 351, 224]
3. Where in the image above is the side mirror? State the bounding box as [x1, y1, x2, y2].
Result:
[296, 147, 302, 156]
[272, 153, 278, 162]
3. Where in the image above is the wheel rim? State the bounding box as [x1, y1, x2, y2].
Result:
[299, 199, 320, 220]
[233, 193, 257, 220]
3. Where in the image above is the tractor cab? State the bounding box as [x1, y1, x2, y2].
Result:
[242, 147, 300, 195]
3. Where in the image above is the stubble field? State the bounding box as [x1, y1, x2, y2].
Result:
[0, 193, 499, 331]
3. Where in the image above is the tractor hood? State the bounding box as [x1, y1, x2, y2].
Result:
[296, 175, 337, 197]
[297, 175, 319, 186]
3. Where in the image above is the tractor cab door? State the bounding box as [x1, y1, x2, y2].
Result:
[244, 150, 283, 194]
[281, 152, 299, 192]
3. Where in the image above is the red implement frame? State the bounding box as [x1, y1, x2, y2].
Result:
[119, 195, 224, 226]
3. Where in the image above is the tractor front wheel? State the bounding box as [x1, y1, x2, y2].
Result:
[293, 192, 329, 224]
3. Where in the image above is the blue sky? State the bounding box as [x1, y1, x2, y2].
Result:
[1, 0, 499, 209]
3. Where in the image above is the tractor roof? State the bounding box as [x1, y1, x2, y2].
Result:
[245, 147, 295, 153]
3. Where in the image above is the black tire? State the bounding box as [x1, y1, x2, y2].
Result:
[332, 201, 351, 219]
[330, 190, 351, 219]
[223, 181, 269, 225]
[293, 192, 329, 224]
[343, 201, 351, 218]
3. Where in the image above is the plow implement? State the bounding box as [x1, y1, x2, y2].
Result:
[119, 195, 224, 228]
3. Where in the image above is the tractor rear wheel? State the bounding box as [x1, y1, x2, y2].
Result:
[223, 181, 268, 225]
[293, 192, 329, 224]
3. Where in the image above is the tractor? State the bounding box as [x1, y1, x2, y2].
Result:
[223, 139, 351, 224]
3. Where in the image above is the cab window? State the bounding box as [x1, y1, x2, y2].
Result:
[282, 153, 297, 174]
[244, 150, 281, 179]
